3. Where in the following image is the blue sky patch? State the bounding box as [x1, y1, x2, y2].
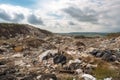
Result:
[0, 0, 36, 7]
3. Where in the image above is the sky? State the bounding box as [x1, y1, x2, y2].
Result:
[0, 0, 120, 33]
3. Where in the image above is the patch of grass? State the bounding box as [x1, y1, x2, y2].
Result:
[57, 74, 83, 80]
[92, 59, 120, 79]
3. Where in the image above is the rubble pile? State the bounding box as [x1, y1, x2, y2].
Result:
[0, 24, 120, 80]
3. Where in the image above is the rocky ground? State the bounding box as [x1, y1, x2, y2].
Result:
[0, 23, 120, 80]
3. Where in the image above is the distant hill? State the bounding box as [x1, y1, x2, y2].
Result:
[107, 32, 120, 38]
[0, 23, 52, 39]
[59, 32, 108, 37]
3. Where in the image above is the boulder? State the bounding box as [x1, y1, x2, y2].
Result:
[53, 54, 67, 65]
[102, 50, 112, 61]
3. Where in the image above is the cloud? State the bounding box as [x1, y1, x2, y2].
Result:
[0, 4, 44, 25]
[0, 6, 24, 22]
[69, 21, 76, 25]
[60, 0, 120, 32]
[63, 6, 98, 24]
[27, 14, 44, 25]
[0, 0, 120, 33]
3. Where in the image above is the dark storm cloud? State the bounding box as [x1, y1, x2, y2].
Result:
[63, 7, 98, 24]
[69, 21, 76, 25]
[13, 13, 24, 22]
[0, 8, 24, 22]
[27, 14, 44, 25]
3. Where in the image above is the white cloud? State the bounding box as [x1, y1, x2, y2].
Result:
[35, 0, 120, 32]
[0, 4, 44, 25]
[0, 0, 120, 33]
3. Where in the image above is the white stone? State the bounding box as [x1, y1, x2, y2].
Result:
[37, 75, 42, 79]
[39, 50, 57, 62]
[104, 77, 112, 80]
[50, 78, 53, 80]
[73, 78, 76, 80]
[69, 59, 81, 64]
[75, 69, 83, 74]
[26, 64, 31, 67]
[12, 53, 22, 58]
[82, 74, 96, 80]
[74, 59, 82, 63]
[67, 51, 77, 55]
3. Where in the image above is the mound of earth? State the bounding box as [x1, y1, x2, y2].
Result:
[0, 23, 52, 39]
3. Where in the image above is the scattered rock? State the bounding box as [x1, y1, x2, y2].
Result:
[0, 75, 17, 80]
[90, 49, 119, 62]
[104, 77, 112, 80]
[82, 74, 96, 80]
[53, 54, 67, 65]
[0, 23, 120, 79]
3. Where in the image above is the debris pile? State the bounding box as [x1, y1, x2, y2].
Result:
[0, 23, 120, 80]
